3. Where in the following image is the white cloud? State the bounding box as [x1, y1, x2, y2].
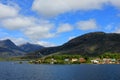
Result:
[32, 0, 108, 17]
[1, 13, 56, 40]
[109, 0, 120, 8]
[12, 38, 28, 45]
[0, 2, 56, 40]
[2, 16, 35, 30]
[57, 23, 73, 33]
[23, 23, 55, 39]
[36, 41, 56, 47]
[77, 19, 98, 30]
[0, 3, 19, 18]
[32, 0, 120, 17]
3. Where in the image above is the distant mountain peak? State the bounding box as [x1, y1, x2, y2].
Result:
[19, 43, 44, 53]
[1, 39, 12, 43]
[0, 39, 25, 57]
[0, 39, 16, 47]
[0, 39, 45, 57]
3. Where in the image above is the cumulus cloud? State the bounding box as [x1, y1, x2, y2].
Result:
[32, 0, 108, 17]
[77, 19, 98, 30]
[1, 15, 56, 40]
[1, 16, 56, 40]
[57, 23, 73, 33]
[0, 1, 56, 40]
[0, 4, 56, 40]
[23, 23, 55, 39]
[32, 0, 120, 17]
[0, 3, 19, 18]
[2, 16, 35, 30]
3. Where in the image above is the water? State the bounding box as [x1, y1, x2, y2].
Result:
[0, 62, 120, 80]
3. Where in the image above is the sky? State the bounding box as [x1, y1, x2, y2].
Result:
[0, 0, 120, 47]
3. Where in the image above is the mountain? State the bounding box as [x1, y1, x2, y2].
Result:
[0, 39, 25, 57]
[19, 43, 44, 53]
[0, 39, 45, 57]
[34, 32, 120, 56]
[1, 32, 120, 58]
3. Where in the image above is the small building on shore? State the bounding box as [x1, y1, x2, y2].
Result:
[79, 58, 86, 63]
[91, 60, 99, 64]
[64, 59, 69, 62]
[71, 58, 78, 62]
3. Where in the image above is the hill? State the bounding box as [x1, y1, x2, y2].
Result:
[33, 32, 120, 57]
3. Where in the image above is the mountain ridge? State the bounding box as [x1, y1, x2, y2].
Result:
[0, 39, 25, 57]
[0, 39, 44, 57]
[33, 32, 120, 57]
[1, 32, 120, 57]
[19, 42, 44, 53]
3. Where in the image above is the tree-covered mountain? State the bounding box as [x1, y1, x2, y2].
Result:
[19, 43, 44, 53]
[33, 32, 120, 57]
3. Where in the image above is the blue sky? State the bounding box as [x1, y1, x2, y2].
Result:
[0, 0, 120, 47]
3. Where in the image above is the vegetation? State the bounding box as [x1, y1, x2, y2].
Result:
[0, 52, 120, 65]
[28, 52, 120, 64]
[99, 53, 120, 59]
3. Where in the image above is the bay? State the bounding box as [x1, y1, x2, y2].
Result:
[0, 62, 120, 80]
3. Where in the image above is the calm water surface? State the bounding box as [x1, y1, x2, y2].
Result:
[0, 62, 120, 80]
